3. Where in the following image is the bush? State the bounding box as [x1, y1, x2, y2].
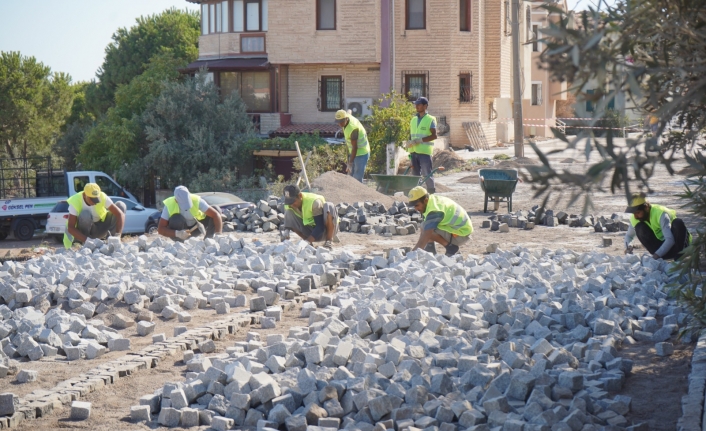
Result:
[366, 91, 417, 175]
[493, 154, 511, 160]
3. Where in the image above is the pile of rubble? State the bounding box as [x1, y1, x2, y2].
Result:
[130, 239, 683, 430]
[481, 206, 630, 233]
[222, 199, 423, 237]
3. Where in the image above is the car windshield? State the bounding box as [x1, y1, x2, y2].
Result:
[51, 201, 69, 212]
[198, 193, 243, 206]
[111, 197, 137, 210]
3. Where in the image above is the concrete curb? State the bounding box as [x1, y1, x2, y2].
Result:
[678, 332, 706, 431]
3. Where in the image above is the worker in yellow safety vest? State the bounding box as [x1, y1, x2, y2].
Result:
[407, 186, 473, 256]
[282, 184, 339, 249]
[624, 192, 691, 260]
[404, 97, 438, 194]
[63, 183, 126, 248]
[157, 186, 223, 241]
[335, 109, 370, 183]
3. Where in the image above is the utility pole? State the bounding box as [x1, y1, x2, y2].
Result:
[511, 0, 524, 157]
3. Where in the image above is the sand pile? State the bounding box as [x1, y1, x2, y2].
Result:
[311, 171, 401, 207]
[458, 175, 480, 184]
[677, 166, 701, 176]
[432, 149, 466, 170]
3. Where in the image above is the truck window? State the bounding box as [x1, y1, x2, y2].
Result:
[95, 175, 124, 197]
[73, 176, 89, 194]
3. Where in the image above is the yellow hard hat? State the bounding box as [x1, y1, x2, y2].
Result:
[334, 109, 348, 121]
[408, 186, 428, 204]
[84, 183, 101, 203]
[625, 193, 647, 213]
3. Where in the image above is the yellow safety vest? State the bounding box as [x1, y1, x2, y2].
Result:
[424, 194, 473, 236]
[343, 116, 370, 156]
[409, 114, 436, 155]
[63, 191, 109, 248]
[164, 195, 206, 221]
[285, 192, 325, 227]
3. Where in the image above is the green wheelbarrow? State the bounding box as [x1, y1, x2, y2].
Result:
[371, 167, 444, 196]
[478, 168, 519, 213]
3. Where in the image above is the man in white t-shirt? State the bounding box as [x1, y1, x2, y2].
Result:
[64, 183, 126, 247]
[157, 186, 222, 241]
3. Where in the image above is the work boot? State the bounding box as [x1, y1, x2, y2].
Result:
[445, 243, 459, 257]
[423, 242, 437, 254]
[280, 229, 290, 242]
[323, 240, 333, 250]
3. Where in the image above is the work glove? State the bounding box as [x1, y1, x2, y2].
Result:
[175, 230, 190, 240]
[323, 240, 333, 250]
[346, 163, 352, 174]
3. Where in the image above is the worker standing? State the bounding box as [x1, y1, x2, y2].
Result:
[404, 97, 438, 194]
[282, 185, 339, 249]
[407, 186, 472, 256]
[624, 192, 691, 260]
[335, 109, 370, 183]
[63, 183, 126, 248]
[157, 186, 222, 241]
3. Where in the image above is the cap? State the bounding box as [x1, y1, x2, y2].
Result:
[334, 109, 348, 121]
[625, 193, 647, 213]
[413, 97, 429, 106]
[174, 186, 193, 212]
[283, 184, 301, 205]
[84, 183, 101, 204]
[408, 186, 429, 205]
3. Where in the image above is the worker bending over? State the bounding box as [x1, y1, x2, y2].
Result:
[624, 192, 691, 260]
[63, 183, 126, 248]
[158, 186, 222, 241]
[408, 186, 472, 256]
[283, 185, 338, 249]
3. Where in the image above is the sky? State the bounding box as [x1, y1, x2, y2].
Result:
[0, 0, 614, 84]
[0, 0, 199, 83]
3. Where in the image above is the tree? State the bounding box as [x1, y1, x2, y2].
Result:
[55, 82, 94, 171]
[529, 0, 706, 333]
[0, 51, 74, 160]
[366, 91, 417, 175]
[86, 8, 199, 116]
[139, 72, 255, 191]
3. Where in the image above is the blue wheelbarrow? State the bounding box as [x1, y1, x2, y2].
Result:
[478, 168, 519, 213]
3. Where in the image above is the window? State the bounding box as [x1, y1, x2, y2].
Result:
[233, 0, 244, 31]
[319, 76, 343, 111]
[531, 82, 543, 106]
[231, 0, 268, 32]
[241, 34, 266, 52]
[201, 1, 230, 34]
[406, 0, 425, 30]
[201, 4, 209, 34]
[459, 73, 473, 103]
[526, 7, 531, 42]
[403, 72, 428, 100]
[317, 0, 336, 30]
[504, 1, 510, 36]
[73, 176, 89, 194]
[222, 1, 230, 32]
[220, 72, 241, 99]
[245, 0, 263, 31]
[219, 71, 271, 111]
[460, 0, 471, 32]
[95, 175, 123, 197]
[532, 24, 539, 51]
[586, 89, 595, 112]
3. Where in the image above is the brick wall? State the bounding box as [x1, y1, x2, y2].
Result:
[287, 64, 381, 123]
[268, 0, 380, 64]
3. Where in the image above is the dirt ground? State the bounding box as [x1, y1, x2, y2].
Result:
[0, 137, 698, 430]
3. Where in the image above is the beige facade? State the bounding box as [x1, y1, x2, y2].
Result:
[188, 0, 547, 146]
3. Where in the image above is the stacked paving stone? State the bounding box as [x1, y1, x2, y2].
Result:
[134, 242, 687, 430]
[223, 198, 422, 237]
[481, 206, 630, 233]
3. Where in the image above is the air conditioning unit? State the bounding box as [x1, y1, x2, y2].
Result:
[345, 98, 373, 118]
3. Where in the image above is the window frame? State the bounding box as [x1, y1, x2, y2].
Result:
[531, 22, 541, 52]
[531, 81, 543, 106]
[406, 0, 426, 30]
[402, 71, 428, 101]
[240, 33, 267, 54]
[316, 0, 336, 30]
[216, 70, 274, 113]
[244, 0, 263, 32]
[504, 1, 510, 37]
[319, 75, 344, 112]
[460, 0, 472, 32]
[458, 72, 473, 103]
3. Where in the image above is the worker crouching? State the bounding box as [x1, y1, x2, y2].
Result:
[63, 183, 126, 248]
[408, 186, 473, 256]
[158, 186, 223, 241]
[624, 192, 691, 260]
[283, 185, 339, 249]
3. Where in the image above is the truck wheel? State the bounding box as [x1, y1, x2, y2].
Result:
[14, 219, 35, 241]
[52, 234, 64, 243]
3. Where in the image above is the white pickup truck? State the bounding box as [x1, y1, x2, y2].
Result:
[0, 169, 137, 241]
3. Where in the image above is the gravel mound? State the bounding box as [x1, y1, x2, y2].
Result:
[311, 172, 400, 207]
[433, 150, 466, 171]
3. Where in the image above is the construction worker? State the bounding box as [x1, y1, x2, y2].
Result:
[404, 97, 437, 194]
[63, 183, 126, 248]
[157, 186, 222, 241]
[283, 184, 338, 249]
[408, 186, 472, 256]
[624, 192, 691, 260]
[335, 109, 370, 183]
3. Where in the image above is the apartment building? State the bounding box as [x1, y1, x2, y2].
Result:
[184, 0, 544, 147]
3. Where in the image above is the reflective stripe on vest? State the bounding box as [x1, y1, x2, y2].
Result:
[163, 195, 206, 221]
[285, 192, 325, 227]
[343, 116, 370, 156]
[63, 191, 109, 248]
[409, 114, 436, 155]
[629, 204, 676, 242]
[423, 194, 473, 236]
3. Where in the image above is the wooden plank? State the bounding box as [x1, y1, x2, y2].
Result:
[252, 150, 299, 157]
